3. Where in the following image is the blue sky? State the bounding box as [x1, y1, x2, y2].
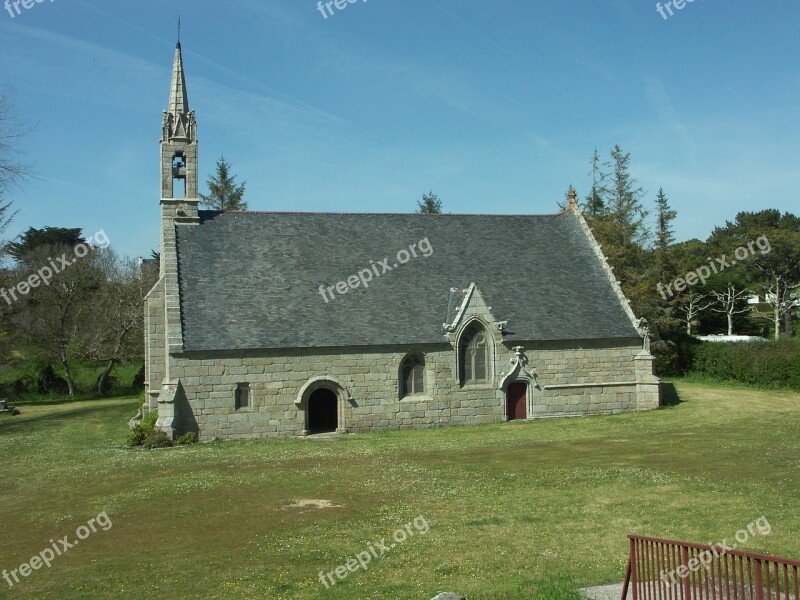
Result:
[1, 0, 798, 259]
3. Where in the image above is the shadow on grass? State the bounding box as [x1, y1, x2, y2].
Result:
[660, 382, 682, 407]
[12, 390, 141, 407]
[0, 402, 135, 436]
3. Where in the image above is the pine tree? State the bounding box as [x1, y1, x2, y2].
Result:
[605, 145, 649, 249]
[587, 146, 653, 320]
[200, 156, 247, 211]
[417, 190, 442, 214]
[7, 227, 85, 263]
[583, 148, 607, 218]
[654, 188, 677, 282]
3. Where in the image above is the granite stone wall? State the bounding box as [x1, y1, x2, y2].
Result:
[143, 278, 166, 413]
[159, 339, 659, 441]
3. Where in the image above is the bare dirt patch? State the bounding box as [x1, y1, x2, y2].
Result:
[285, 499, 340, 510]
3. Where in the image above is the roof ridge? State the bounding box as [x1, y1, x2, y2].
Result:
[199, 210, 571, 218]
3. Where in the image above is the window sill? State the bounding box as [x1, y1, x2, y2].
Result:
[399, 394, 432, 403]
[459, 383, 494, 391]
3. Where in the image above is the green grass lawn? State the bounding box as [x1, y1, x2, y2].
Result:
[0, 381, 798, 599]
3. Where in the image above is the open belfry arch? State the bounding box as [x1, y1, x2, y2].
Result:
[140, 42, 660, 442]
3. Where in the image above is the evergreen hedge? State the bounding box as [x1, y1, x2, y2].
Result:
[687, 338, 800, 390]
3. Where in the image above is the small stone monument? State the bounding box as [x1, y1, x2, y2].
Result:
[0, 398, 16, 414]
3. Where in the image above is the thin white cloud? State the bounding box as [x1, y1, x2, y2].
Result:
[0, 18, 349, 132]
[426, 0, 523, 63]
[643, 74, 699, 165]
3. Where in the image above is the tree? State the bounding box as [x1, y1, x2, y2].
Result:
[677, 291, 712, 335]
[0, 202, 16, 251]
[200, 156, 247, 211]
[654, 188, 677, 283]
[604, 145, 649, 250]
[0, 94, 32, 360]
[582, 148, 607, 218]
[0, 94, 30, 236]
[417, 190, 442, 214]
[147, 249, 161, 275]
[753, 283, 800, 341]
[745, 214, 800, 338]
[710, 282, 752, 336]
[11, 242, 104, 396]
[708, 210, 800, 338]
[587, 146, 652, 318]
[83, 252, 156, 394]
[6, 227, 84, 263]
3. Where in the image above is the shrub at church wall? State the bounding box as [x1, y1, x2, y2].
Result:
[127, 409, 159, 447]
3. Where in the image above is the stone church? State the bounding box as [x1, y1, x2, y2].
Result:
[142, 43, 660, 441]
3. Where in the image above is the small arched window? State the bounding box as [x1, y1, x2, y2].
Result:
[460, 322, 489, 385]
[400, 356, 425, 398]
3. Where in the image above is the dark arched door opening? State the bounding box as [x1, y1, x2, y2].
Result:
[506, 382, 527, 421]
[308, 388, 338, 434]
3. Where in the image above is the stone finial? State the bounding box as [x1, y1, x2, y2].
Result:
[567, 185, 579, 211]
[511, 346, 528, 367]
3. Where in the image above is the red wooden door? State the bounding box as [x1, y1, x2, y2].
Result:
[507, 382, 527, 421]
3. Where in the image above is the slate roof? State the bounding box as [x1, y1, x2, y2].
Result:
[175, 211, 641, 352]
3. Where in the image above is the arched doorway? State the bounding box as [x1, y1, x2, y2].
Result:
[308, 388, 338, 434]
[506, 382, 527, 421]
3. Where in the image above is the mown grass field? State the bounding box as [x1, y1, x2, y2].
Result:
[1, 381, 798, 599]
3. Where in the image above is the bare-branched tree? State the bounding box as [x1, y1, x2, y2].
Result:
[710, 283, 752, 336]
[83, 251, 157, 394]
[677, 291, 712, 335]
[12, 243, 104, 396]
[0, 93, 31, 236]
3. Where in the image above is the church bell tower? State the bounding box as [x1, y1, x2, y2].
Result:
[152, 39, 199, 438]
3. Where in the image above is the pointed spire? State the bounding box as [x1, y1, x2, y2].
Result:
[163, 38, 195, 145]
[168, 41, 189, 116]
